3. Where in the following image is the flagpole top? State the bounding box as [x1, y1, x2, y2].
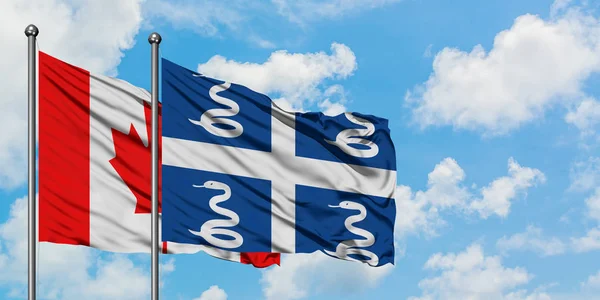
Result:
[24, 24, 39, 37]
[148, 32, 162, 44]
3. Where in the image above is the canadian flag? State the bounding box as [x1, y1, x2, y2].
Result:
[38, 51, 280, 268]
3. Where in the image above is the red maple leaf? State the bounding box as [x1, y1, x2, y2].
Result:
[109, 100, 162, 214]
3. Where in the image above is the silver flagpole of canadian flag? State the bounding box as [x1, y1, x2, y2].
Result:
[25, 23, 39, 300]
[149, 32, 162, 300]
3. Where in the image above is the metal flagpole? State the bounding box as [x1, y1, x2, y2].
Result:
[25, 24, 39, 300]
[148, 32, 162, 300]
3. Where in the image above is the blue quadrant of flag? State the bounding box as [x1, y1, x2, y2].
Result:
[161, 58, 397, 267]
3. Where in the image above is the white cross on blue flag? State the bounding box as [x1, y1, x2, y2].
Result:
[160, 58, 397, 267]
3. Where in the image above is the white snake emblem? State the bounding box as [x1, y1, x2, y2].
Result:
[188, 77, 243, 138]
[188, 180, 243, 249]
[324, 201, 379, 266]
[325, 113, 379, 158]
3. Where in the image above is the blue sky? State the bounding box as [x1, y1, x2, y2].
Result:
[1, 0, 600, 299]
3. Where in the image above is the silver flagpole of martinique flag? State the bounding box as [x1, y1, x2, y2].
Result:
[25, 23, 39, 300]
[149, 32, 162, 300]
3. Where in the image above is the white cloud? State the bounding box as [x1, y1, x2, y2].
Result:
[496, 225, 566, 257]
[159, 257, 176, 288]
[571, 228, 600, 253]
[143, 0, 247, 37]
[194, 285, 228, 300]
[142, 1, 282, 48]
[409, 243, 541, 300]
[551, 0, 574, 17]
[568, 155, 600, 253]
[394, 184, 445, 239]
[394, 157, 469, 238]
[317, 85, 348, 116]
[504, 290, 553, 300]
[570, 187, 600, 253]
[318, 99, 346, 116]
[532, 270, 600, 300]
[197, 42, 356, 112]
[422, 157, 471, 209]
[469, 158, 546, 219]
[0, 196, 154, 299]
[260, 252, 393, 300]
[272, 0, 402, 24]
[248, 35, 277, 49]
[581, 270, 600, 291]
[406, 5, 600, 136]
[565, 97, 600, 138]
[0, 0, 144, 189]
[73, 255, 149, 299]
[585, 188, 600, 222]
[396, 157, 545, 238]
[569, 157, 600, 192]
[423, 44, 434, 58]
[497, 185, 600, 255]
[143, 0, 398, 46]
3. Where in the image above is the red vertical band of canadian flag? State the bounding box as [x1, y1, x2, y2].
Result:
[38, 51, 280, 268]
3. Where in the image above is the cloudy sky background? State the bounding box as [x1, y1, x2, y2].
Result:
[1, 0, 600, 299]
